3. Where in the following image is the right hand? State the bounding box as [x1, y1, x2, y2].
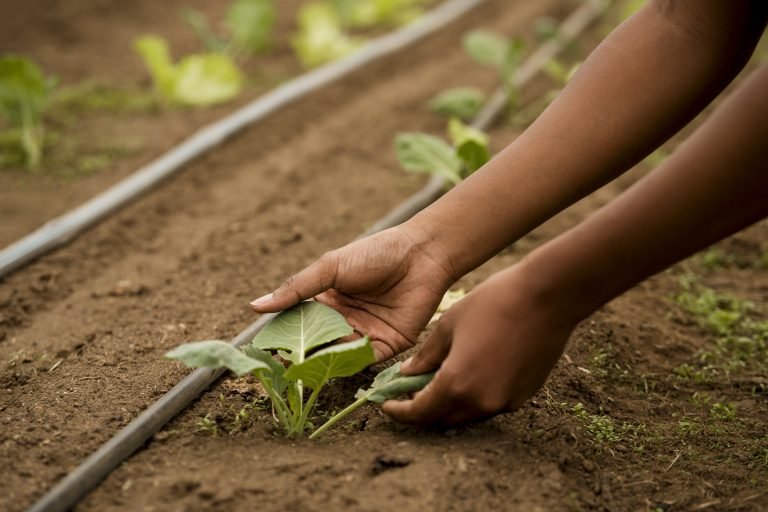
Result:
[249, 225, 457, 361]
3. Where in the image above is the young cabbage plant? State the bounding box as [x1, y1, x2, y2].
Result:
[428, 87, 486, 122]
[291, 2, 363, 68]
[167, 301, 429, 437]
[0, 55, 56, 170]
[330, 0, 428, 29]
[395, 117, 490, 186]
[462, 30, 524, 111]
[134, 35, 243, 107]
[183, 0, 276, 58]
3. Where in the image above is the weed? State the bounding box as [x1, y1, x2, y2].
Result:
[197, 413, 220, 436]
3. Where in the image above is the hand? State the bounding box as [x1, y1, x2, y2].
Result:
[382, 263, 578, 425]
[250, 225, 457, 361]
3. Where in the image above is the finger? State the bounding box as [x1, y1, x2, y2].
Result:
[400, 319, 452, 376]
[381, 372, 454, 425]
[250, 252, 338, 312]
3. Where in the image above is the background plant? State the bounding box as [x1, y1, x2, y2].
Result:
[0, 55, 56, 169]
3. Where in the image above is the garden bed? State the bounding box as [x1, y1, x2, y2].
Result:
[1, 0, 766, 511]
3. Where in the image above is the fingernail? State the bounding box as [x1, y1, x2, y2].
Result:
[401, 356, 413, 369]
[250, 293, 273, 307]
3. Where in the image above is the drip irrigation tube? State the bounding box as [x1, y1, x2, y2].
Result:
[26, 2, 605, 511]
[0, 0, 487, 280]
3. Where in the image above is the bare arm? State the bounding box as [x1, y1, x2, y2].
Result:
[384, 61, 768, 425]
[406, 0, 767, 281]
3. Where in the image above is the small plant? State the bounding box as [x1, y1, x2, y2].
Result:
[0, 55, 56, 169]
[330, 0, 428, 29]
[292, 2, 363, 68]
[166, 301, 432, 437]
[462, 30, 524, 110]
[395, 117, 490, 185]
[183, 0, 276, 58]
[428, 87, 486, 122]
[134, 35, 243, 106]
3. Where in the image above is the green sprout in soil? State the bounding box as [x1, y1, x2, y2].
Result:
[0, 55, 56, 169]
[183, 0, 276, 59]
[395, 117, 490, 186]
[167, 301, 432, 438]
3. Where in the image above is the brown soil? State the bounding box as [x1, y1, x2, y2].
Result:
[2, 1, 767, 512]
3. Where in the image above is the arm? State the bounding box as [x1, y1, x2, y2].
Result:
[252, 1, 766, 365]
[405, 0, 767, 282]
[383, 62, 768, 425]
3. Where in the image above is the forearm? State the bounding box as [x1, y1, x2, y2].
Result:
[405, 0, 765, 280]
[521, 63, 768, 323]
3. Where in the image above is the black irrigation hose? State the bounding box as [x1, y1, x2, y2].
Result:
[0, 0, 487, 280]
[26, 2, 605, 511]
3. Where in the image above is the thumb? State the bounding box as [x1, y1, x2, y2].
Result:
[400, 318, 452, 376]
[250, 251, 338, 312]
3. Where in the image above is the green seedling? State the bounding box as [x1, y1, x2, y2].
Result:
[428, 87, 486, 122]
[183, 0, 276, 58]
[309, 361, 434, 438]
[462, 30, 524, 110]
[292, 2, 363, 68]
[166, 301, 431, 437]
[134, 35, 243, 106]
[0, 55, 56, 169]
[330, 0, 428, 29]
[395, 117, 490, 185]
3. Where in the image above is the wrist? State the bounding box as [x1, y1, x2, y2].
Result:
[398, 221, 461, 288]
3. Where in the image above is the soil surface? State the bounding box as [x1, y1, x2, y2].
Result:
[2, 1, 767, 511]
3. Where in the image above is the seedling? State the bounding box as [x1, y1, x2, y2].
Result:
[462, 30, 524, 110]
[183, 0, 276, 58]
[395, 117, 490, 185]
[330, 0, 428, 29]
[134, 35, 243, 106]
[428, 87, 486, 122]
[292, 2, 363, 68]
[0, 55, 56, 169]
[166, 301, 432, 437]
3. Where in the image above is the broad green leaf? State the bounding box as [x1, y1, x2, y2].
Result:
[134, 35, 242, 106]
[355, 362, 434, 403]
[134, 36, 176, 99]
[250, 301, 353, 365]
[428, 87, 486, 121]
[242, 344, 287, 394]
[227, 0, 276, 53]
[291, 2, 363, 68]
[172, 53, 242, 106]
[448, 118, 490, 175]
[285, 337, 376, 390]
[165, 340, 271, 376]
[332, 0, 426, 28]
[395, 132, 462, 185]
[463, 30, 509, 69]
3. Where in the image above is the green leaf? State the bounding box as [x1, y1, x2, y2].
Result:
[165, 340, 271, 376]
[285, 337, 376, 390]
[134, 35, 242, 106]
[242, 344, 287, 394]
[428, 87, 486, 121]
[395, 132, 462, 185]
[227, 0, 276, 53]
[463, 30, 509, 69]
[0, 55, 55, 169]
[355, 362, 434, 403]
[448, 118, 490, 175]
[291, 2, 363, 68]
[250, 301, 353, 365]
[172, 53, 242, 106]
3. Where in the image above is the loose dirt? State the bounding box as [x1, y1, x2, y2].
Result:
[2, 1, 766, 511]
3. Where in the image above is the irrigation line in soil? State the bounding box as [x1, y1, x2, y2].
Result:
[25, 2, 606, 511]
[0, 0, 488, 280]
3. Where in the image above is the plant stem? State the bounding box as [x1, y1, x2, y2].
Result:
[295, 385, 322, 435]
[309, 395, 368, 439]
